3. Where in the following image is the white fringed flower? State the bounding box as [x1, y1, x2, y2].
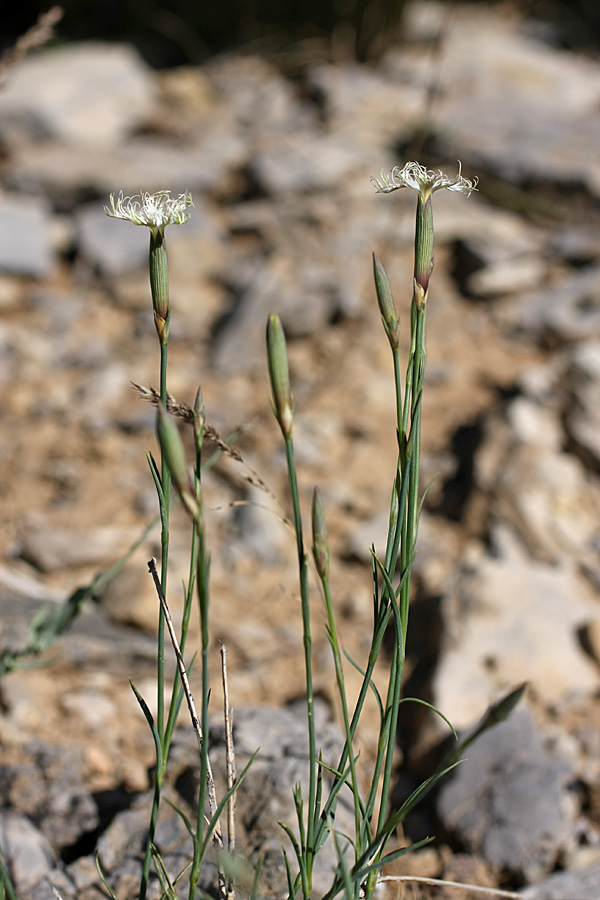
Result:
[104, 190, 193, 230]
[371, 161, 478, 199]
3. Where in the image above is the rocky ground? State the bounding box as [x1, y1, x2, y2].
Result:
[2, 2, 600, 898]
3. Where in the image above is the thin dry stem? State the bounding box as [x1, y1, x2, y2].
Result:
[0, 7, 63, 83]
[147, 557, 223, 848]
[220, 642, 237, 900]
[377, 876, 520, 898]
[220, 642, 237, 853]
[133, 382, 279, 504]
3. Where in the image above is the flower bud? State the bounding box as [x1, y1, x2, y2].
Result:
[156, 403, 200, 523]
[149, 230, 170, 345]
[311, 487, 330, 581]
[373, 253, 400, 349]
[266, 314, 294, 440]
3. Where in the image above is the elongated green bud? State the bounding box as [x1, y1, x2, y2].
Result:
[156, 403, 200, 522]
[413, 194, 434, 311]
[266, 313, 294, 440]
[311, 487, 330, 580]
[373, 253, 400, 350]
[149, 229, 170, 344]
[479, 682, 528, 731]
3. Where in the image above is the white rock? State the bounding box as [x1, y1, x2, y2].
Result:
[433, 528, 599, 730]
[0, 194, 52, 278]
[0, 812, 56, 892]
[0, 43, 155, 147]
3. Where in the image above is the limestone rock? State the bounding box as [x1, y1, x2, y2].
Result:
[437, 708, 578, 881]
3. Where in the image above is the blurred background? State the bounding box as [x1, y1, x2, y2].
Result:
[2, 2, 600, 898]
[3, 0, 600, 66]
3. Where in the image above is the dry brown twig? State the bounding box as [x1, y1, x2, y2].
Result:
[0, 7, 64, 85]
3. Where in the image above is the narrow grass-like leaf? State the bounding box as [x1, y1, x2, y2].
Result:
[151, 844, 178, 900]
[397, 697, 457, 739]
[417, 472, 440, 521]
[282, 848, 296, 899]
[95, 852, 119, 900]
[279, 821, 303, 872]
[312, 752, 324, 847]
[164, 796, 194, 839]
[130, 680, 163, 770]
[199, 749, 259, 858]
[342, 649, 383, 716]
[0, 847, 18, 900]
[249, 854, 264, 900]
[383, 760, 463, 833]
[333, 826, 355, 900]
[354, 835, 433, 882]
[442, 683, 527, 769]
[318, 759, 355, 827]
[146, 450, 165, 506]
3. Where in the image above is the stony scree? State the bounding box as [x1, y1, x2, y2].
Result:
[2, 3, 600, 898]
[437, 707, 579, 882]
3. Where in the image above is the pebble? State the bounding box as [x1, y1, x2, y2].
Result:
[0, 812, 56, 892]
[437, 708, 577, 881]
[513, 263, 600, 341]
[15, 519, 137, 573]
[0, 43, 155, 148]
[520, 860, 600, 899]
[0, 195, 52, 278]
[432, 525, 599, 729]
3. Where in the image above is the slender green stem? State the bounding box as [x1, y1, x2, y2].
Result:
[284, 436, 316, 897]
[158, 339, 171, 741]
[0, 847, 18, 900]
[321, 576, 362, 851]
[190, 520, 210, 898]
[377, 305, 425, 839]
[139, 312, 171, 900]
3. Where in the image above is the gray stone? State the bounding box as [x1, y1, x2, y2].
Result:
[553, 227, 600, 264]
[251, 132, 368, 195]
[227, 485, 290, 567]
[512, 263, 600, 342]
[432, 526, 599, 730]
[212, 257, 335, 373]
[76, 203, 147, 275]
[475, 394, 600, 563]
[468, 255, 546, 297]
[15, 518, 137, 573]
[437, 708, 578, 881]
[0, 812, 56, 892]
[307, 61, 424, 153]
[412, 5, 600, 192]
[0, 744, 98, 852]
[520, 860, 600, 898]
[0, 43, 155, 148]
[96, 801, 148, 873]
[0, 195, 52, 278]
[5, 129, 245, 203]
[205, 54, 313, 135]
[212, 705, 355, 898]
[28, 867, 76, 900]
